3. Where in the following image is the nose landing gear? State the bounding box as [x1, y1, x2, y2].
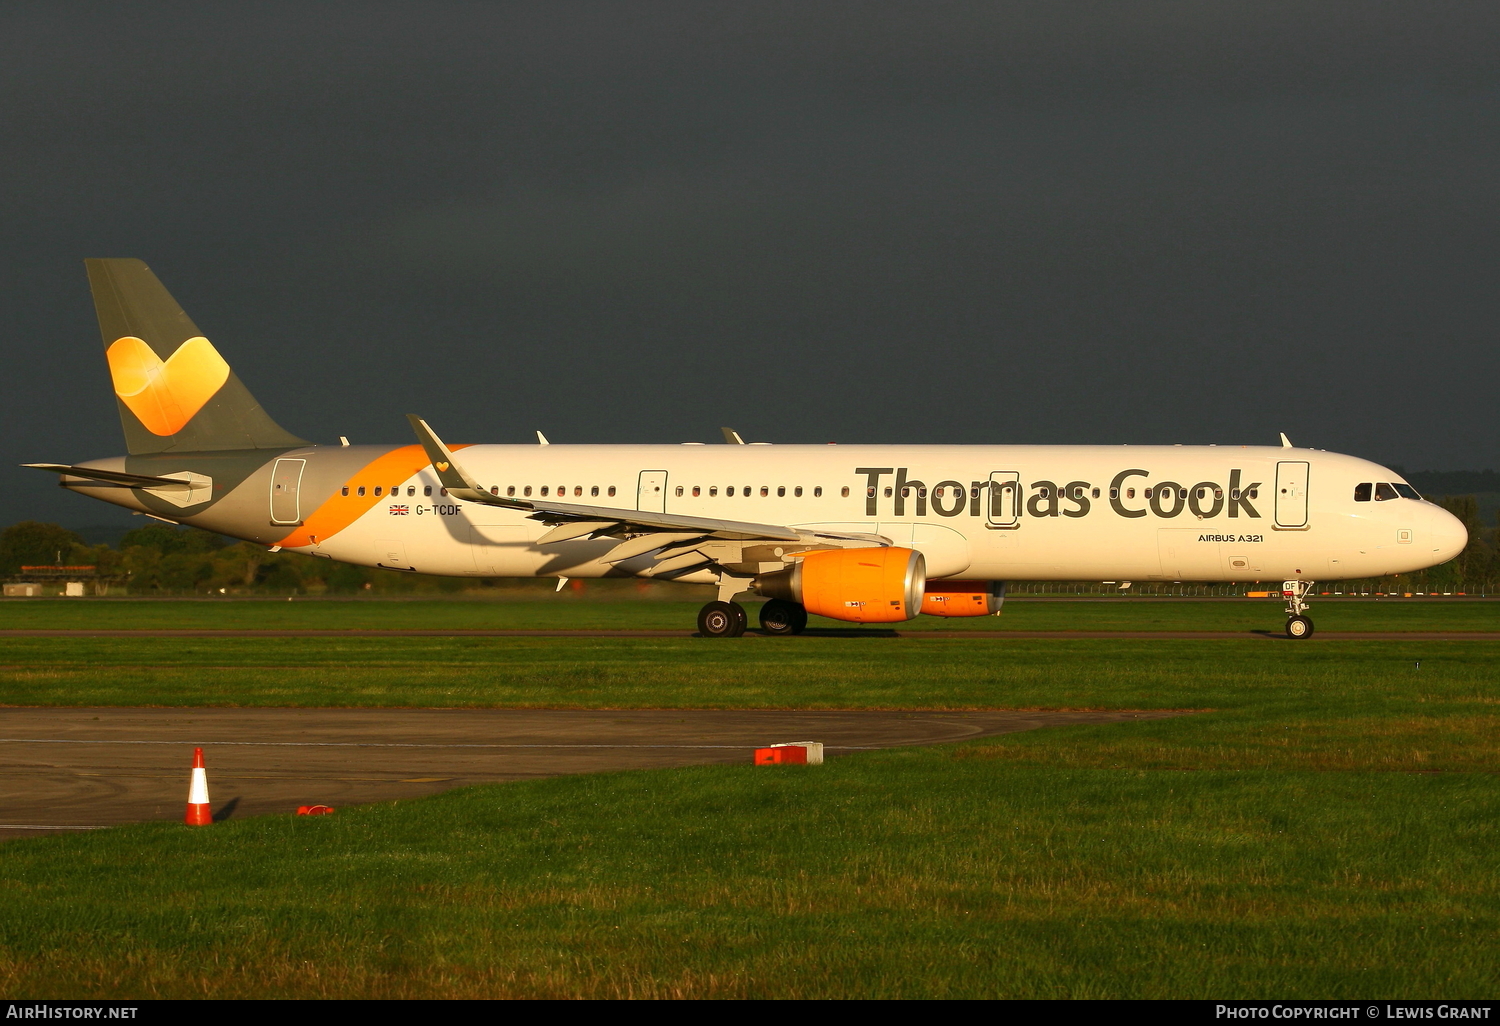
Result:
[1282, 580, 1315, 639]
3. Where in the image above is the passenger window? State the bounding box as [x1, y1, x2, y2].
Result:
[1394, 484, 1420, 500]
[867, 487, 875, 498]
[1249, 489, 1259, 499]
[692, 486, 701, 497]
[1091, 487, 1100, 499]
[591, 486, 599, 497]
[1195, 488, 1205, 499]
[341, 486, 349, 497]
[676, 486, 684, 497]
[408, 486, 416, 497]
[425, 486, 433, 496]
[1230, 489, 1240, 500]
[901, 487, 911, 498]
[506, 486, 515, 496]
[883, 487, 893, 498]
[490, 486, 499, 495]
[777, 486, 785, 497]
[709, 486, 718, 496]
[814, 486, 822, 497]
[573, 486, 581, 497]
[374, 487, 383, 497]
[760, 486, 769, 497]
[1214, 489, 1222, 500]
[1109, 488, 1118, 499]
[1375, 483, 1399, 501]
[540, 486, 549, 496]
[727, 486, 736, 497]
[1354, 483, 1371, 502]
[1142, 488, 1150, 499]
[918, 487, 927, 498]
[440, 488, 448, 497]
[842, 487, 851, 498]
[794, 486, 802, 497]
[608, 486, 616, 497]
[524, 486, 532, 496]
[1126, 488, 1135, 499]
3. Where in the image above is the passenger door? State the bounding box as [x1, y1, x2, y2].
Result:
[637, 470, 668, 513]
[987, 471, 1021, 529]
[1275, 461, 1310, 529]
[269, 458, 305, 524]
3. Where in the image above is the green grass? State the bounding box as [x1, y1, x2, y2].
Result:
[1, 745, 1495, 997]
[1, 600, 1497, 997]
[3, 595, 1498, 632]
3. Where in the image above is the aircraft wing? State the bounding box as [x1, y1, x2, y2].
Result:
[406, 416, 889, 569]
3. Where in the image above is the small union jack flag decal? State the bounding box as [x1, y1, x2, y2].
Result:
[389, 505, 410, 515]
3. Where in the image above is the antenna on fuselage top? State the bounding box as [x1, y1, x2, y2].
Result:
[721, 427, 746, 444]
[1279, 432, 1293, 448]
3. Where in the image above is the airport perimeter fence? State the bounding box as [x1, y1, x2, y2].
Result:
[1006, 582, 1494, 598]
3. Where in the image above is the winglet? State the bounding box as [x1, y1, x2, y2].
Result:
[721, 427, 746, 445]
[405, 415, 527, 508]
[1279, 432, 1293, 448]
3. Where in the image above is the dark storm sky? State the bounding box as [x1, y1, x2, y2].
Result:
[4, 2, 1498, 527]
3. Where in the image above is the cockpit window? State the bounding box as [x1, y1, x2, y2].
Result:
[1374, 483, 1399, 501]
[1394, 483, 1421, 500]
[1354, 483, 1371, 502]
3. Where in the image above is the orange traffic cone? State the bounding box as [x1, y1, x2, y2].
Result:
[184, 747, 212, 826]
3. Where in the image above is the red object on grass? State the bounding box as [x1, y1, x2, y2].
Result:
[753, 746, 808, 766]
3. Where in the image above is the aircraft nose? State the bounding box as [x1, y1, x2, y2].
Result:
[1427, 505, 1469, 563]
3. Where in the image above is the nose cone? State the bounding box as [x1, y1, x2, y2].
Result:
[1427, 505, 1469, 565]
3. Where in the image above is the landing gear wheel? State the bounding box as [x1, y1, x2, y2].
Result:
[698, 601, 746, 638]
[1286, 615, 1314, 639]
[759, 599, 808, 636]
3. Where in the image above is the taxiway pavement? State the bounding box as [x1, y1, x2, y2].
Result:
[0, 707, 1185, 840]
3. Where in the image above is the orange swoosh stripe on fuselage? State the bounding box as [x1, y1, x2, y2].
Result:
[275, 443, 473, 548]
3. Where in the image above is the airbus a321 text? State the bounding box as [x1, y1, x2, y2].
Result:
[29, 260, 1467, 638]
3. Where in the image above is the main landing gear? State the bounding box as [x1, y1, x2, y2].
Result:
[1282, 580, 1315, 639]
[697, 601, 748, 638]
[696, 599, 809, 637]
[758, 598, 808, 636]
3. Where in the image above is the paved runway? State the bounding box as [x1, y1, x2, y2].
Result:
[1, 628, 1496, 639]
[0, 707, 1184, 840]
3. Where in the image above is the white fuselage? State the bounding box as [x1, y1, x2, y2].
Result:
[299, 443, 1466, 584]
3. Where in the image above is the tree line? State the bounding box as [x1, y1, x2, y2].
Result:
[0, 492, 1496, 596]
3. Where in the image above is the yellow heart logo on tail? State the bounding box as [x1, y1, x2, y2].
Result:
[435, 462, 450, 472]
[107, 336, 231, 436]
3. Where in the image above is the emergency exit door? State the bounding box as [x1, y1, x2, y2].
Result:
[1275, 461, 1310, 529]
[637, 470, 668, 513]
[987, 471, 1021, 529]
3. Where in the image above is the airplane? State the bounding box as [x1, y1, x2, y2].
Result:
[26, 259, 1468, 639]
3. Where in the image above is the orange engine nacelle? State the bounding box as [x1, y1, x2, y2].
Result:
[755, 547, 926, 623]
[921, 580, 1005, 617]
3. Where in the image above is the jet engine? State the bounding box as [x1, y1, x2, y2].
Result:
[921, 579, 1005, 617]
[755, 547, 926, 623]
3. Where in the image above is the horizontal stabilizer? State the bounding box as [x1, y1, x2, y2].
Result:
[23, 463, 196, 489]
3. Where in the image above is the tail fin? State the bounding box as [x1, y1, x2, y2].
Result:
[85, 258, 307, 454]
